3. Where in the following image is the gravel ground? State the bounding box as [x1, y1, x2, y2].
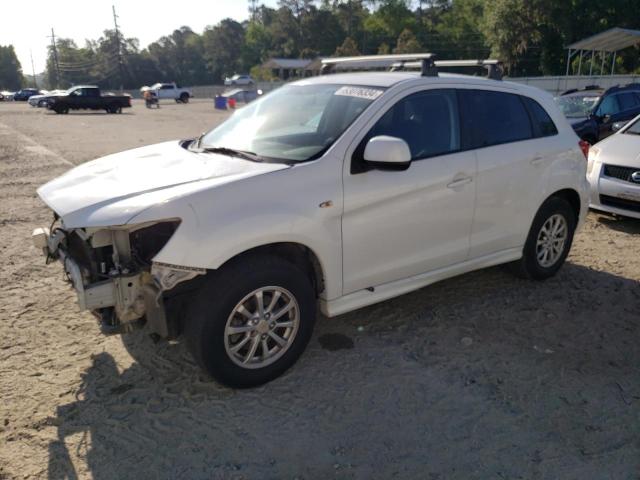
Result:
[0, 100, 639, 480]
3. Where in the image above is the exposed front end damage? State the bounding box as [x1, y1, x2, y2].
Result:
[32, 217, 205, 338]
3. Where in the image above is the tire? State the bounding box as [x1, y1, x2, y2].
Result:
[185, 254, 316, 388]
[38, 100, 46, 108]
[511, 196, 576, 280]
[179, 93, 189, 103]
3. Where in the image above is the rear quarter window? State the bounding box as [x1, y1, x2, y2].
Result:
[523, 97, 558, 137]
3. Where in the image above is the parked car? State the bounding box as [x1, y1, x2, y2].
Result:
[0, 90, 15, 101]
[13, 88, 42, 101]
[148, 82, 192, 103]
[224, 74, 254, 86]
[33, 66, 589, 388]
[220, 88, 261, 104]
[29, 90, 65, 107]
[47, 85, 131, 114]
[555, 84, 640, 144]
[586, 112, 640, 219]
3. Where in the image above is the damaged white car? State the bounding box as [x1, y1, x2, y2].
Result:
[34, 55, 589, 387]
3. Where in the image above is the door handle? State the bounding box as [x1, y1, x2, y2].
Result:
[530, 156, 545, 165]
[447, 176, 473, 189]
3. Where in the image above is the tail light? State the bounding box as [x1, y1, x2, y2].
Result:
[579, 139, 590, 160]
[128, 97, 132, 106]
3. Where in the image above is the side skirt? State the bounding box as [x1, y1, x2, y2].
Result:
[320, 247, 523, 317]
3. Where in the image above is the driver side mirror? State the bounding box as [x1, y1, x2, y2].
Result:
[363, 136, 412, 171]
[601, 114, 612, 124]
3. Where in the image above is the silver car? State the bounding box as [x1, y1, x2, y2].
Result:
[587, 113, 640, 219]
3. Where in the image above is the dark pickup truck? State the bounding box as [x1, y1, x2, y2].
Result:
[47, 85, 131, 114]
[555, 84, 640, 144]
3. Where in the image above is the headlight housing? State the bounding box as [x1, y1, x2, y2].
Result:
[129, 220, 181, 267]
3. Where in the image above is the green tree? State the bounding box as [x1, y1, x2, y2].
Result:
[393, 28, 422, 53]
[0, 45, 23, 90]
[202, 19, 246, 82]
[334, 36, 361, 56]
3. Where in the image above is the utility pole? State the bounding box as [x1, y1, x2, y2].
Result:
[112, 5, 125, 90]
[30, 50, 37, 88]
[47, 28, 60, 88]
[248, 0, 259, 22]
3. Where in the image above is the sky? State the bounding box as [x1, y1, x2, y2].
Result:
[1, 0, 279, 77]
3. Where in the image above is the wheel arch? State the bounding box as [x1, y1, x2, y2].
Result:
[218, 242, 326, 297]
[548, 188, 581, 220]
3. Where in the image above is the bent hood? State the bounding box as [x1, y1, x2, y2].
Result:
[38, 140, 288, 226]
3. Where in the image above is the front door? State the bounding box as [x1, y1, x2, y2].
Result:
[341, 88, 476, 294]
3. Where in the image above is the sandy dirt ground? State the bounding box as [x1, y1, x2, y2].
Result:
[0, 100, 639, 480]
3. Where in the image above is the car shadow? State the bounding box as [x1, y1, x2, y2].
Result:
[596, 213, 640, 234]
[47, 262, 640, 479]
[44, 112, 134, 116]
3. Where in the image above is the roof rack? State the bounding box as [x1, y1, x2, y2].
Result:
[321, 54, 437, 77]
[321, 54, 504, 80]
[394, 59, 504, 80]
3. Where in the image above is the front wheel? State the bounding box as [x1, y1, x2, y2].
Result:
[185, 255, 316, 388]
[511, 196, 577, 280]
[179, 93, 189, 103]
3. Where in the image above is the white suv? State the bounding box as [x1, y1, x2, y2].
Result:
[33, 58, 589, 387]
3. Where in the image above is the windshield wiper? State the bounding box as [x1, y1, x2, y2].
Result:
[200, 146, 263, 162]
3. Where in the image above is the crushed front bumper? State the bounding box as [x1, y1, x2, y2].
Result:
[33, 226, 147, 333]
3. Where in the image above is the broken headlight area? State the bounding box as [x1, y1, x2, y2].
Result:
[33, 218, 204, 338]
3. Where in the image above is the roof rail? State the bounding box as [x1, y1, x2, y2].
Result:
[321, 54, 503, 80]
[321, 53, 437, 77]
[394, 59, 504, 80]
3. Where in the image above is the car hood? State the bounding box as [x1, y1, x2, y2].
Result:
[596, 133, 640, 167]
[37, 140, 289, 227]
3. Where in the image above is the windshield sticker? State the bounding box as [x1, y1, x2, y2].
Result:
[335, 86, 384, 100]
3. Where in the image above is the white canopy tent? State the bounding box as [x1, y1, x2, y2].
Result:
[566, 28, 640, 76]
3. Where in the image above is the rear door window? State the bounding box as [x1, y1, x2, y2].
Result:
[459, 90, 533, 148]
[617, 93, 638, 111]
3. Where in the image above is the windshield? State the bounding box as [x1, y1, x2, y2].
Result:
[200, 83, 384, 162]
[555, 94, 600, 118]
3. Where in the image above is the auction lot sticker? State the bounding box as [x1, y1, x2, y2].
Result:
[335, 86, 384, 100]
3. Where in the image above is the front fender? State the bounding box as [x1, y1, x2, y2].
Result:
[130, 158, 344, 300]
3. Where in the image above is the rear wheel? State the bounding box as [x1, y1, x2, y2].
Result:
[511, 196, 576, 280]
[179, 93, 189, 103]
[185, 255, 316, 388]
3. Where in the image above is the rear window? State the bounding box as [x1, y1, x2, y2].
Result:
[460, 90, 533, 149]
[523, 97, 558, 137]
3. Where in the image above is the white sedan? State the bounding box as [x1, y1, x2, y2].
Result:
[588, 114, 640, 219]
[224, 74, 254, 86]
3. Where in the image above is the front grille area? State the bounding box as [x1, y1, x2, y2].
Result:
[603, 164, 640, 183]
[600, 194, 640, 213]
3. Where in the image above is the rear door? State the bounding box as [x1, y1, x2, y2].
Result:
[85, 87, 101, 108]
[459, 89, 554, 258]
[342, 88, 477, 294]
